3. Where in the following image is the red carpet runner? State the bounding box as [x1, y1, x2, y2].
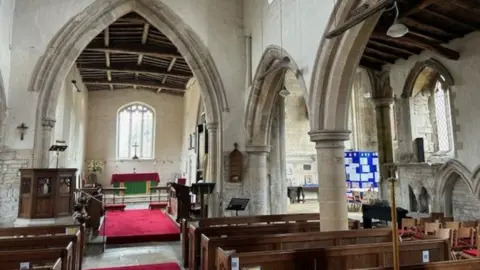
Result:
[99, 209, 180, 244]
[87, 262, 181, 270]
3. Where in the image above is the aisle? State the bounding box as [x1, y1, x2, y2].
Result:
[99, 209, 180, 245]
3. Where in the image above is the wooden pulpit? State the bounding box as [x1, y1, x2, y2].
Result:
[191, 182, 216, 219]
[18, 168, 77, 219]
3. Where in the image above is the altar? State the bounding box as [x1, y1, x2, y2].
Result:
[111, 173, 160, 195]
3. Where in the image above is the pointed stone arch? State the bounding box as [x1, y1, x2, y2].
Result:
[401, 58, 454, 98]
[245, 45, 308, 146]
[309, 0, 383, 132]
[28, 0, 227, 199]
[0, 70, 6, 146]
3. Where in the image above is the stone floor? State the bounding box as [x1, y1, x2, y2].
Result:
[82, 201, 348, 269]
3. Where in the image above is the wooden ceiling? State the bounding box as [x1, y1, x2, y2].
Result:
[360, 0, 479, 70]
[76, 12, 193, 96]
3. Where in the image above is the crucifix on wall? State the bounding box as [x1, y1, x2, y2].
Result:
[132, 142, 139, 160]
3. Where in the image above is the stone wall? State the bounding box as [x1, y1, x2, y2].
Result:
[0, 0, 14, 98]
[85, 89, 184, 186]
[0, 149, 32, 226]
[452, 178, 480, 220]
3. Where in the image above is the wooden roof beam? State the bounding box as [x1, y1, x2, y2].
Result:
[78, 63, 192, 78]
[423, 9, 479, 31]
[450, 0, 480, 14]
[83, 79, 185, 92]
[359, 59, 382, 71]
[371, 33, 460, 60]
[84, 44, 182, 59]
[104, 27, 113, 90]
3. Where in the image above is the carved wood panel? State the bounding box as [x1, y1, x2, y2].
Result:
[228, 143, 243, 183]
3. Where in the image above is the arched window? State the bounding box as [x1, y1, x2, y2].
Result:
[116, 103, 155, 159]
[409, 68, 454, 160]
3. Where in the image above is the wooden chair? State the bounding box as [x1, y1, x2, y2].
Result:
[461, 220, 477, 228]
[454, 227, 475, 249]
[399, 218, 417, 236]
[424, 222, 441, 235]
[435, 228, 455, 260]
[461, 235, 480, 258]
[445, 221, 460, 230]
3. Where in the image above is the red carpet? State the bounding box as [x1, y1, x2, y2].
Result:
[87, 262, 181, 270]
[99, 209, 180, 244]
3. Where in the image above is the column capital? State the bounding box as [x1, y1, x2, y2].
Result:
[308, 130, 350, 143]
[370, 97, 394, 107]
[245, 144, 270, 153]
[206, 122, 219, 131]
[41, 118, 56, 128]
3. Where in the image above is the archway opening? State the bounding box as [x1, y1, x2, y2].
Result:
[408, 185, 418, 212]
[418, 187, 430, 214]
[30, 1, 226, 218]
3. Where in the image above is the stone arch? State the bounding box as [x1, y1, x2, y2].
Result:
[309, 0, 383, 131]
[436, 159, 474, 216]
[418, 186, 430, 213]
[0, 70, 6, 146]
[436, 159, 474, 196]
[29, 0, 227, 189]
[401, 58, 454, 98]
[245, 45, 309, 146]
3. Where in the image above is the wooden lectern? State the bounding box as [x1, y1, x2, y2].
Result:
[18, 168, 77, 219]
[191, 182, 216, 219]
[169, 182, 191, 222]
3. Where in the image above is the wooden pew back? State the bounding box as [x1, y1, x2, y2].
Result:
[202, 228, 393, 270]
[0, 243, 73, 270]
[0, 234, 79, 270]
[217, 239, 449, 270]
[0, 224, 84, 270]
[355, 258, 480, 270]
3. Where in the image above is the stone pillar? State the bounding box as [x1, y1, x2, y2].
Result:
[309, 130, 350, 231]
[206, 122, 220, 217]
[40, 118, 56, 168]
[246, 144, 271, 215]
[371, 97, 394, 199]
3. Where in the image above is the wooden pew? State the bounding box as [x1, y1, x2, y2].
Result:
[355, 258, 480, 269]
[187, 218, 359, 270]
[0, 224, 84, 270]
[182, 213, 355, 267]
[203, 228, 394, 270]
[0, 234, 80, 270]
[217, 239, 449, 270]
[0, 243, 73, 270]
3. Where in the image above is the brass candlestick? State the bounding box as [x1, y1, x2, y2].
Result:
[389, 177, 400, 270]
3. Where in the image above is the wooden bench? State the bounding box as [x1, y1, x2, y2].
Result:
[0, 224, 84, 270]
[355, 258, 480, 269]
[202, 228, 394, 270]
[0, 243, 73, 270]
[217, 239, 449, 270]
[180, 213, 326, 267]
[187, 218, 359, 270]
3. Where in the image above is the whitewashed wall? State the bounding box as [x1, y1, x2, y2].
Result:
[85, 89, 184, 187]
[180, 79, 202, 184]
[0, 0, 14, 100]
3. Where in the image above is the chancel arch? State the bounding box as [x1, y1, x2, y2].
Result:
[29, 0, 227, 215]
[245, 45, 310, 215]
[0, 70, 6, 147]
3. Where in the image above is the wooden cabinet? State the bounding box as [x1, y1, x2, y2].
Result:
[18, 168, 77, 219]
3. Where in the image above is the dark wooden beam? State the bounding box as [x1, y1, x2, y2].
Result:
[400, 17, 455, 40]
[83, 79, 186, 92]
[363, 55, 391, 65]
[78, 64, 192, 78]
[400, 0, 442, 17]
[450, 0, 480, 14]
[359, 59, 382, 71]
[325, 0, 394, 39]
[368, 39, 418, 56]
[84, 44, 182, 59]
[423, 9, 479, 31]
[371, 32, 460, 60]
[364, 47, 399, 62]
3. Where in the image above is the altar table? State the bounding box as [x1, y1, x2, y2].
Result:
[111, 173, 160, 195]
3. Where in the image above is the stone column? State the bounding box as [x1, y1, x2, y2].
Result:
[40, 118, 56, 168]
[246, 144, 271, 215]
[206, 122, 220, 217]
[309, 130, 350, 231]
[371, 97, 394, 199]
